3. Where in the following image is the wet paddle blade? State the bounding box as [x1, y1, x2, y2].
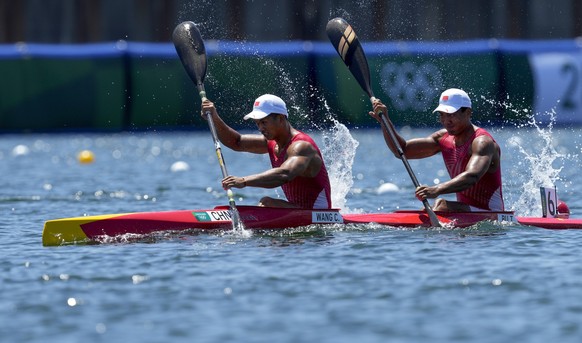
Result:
[172, 21, 207, 93]
[326, 17, 374, 99]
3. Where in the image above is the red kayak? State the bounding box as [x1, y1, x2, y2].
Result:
[345, 210, 582, 230]
[516, 216, 582, 230]
[42, 205, 582, 246]
[344, 210, 516, 228]
[42, 206, 344, 246]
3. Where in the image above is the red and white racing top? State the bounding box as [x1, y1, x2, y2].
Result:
[439, 128, 504, 211]
[267, 131, 331, 209]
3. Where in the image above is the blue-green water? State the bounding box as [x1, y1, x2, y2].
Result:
[2, 127, 582, 343]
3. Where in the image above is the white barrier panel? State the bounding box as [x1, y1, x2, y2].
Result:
[530, 52, 582, 124]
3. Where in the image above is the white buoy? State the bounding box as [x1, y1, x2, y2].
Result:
[12, 145, 30, 156]
[170, 161, 190, 172]
[377, 183, 400, 194]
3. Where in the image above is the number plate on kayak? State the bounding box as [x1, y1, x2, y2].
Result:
[497, 213, 516, 223]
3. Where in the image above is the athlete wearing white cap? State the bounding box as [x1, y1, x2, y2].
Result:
[369, 88, 504, 212]
[243, 94, 289, 120]
[432, 88, 472, 114]
[201, 94, 331, 209]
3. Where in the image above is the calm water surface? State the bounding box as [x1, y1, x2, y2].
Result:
[2, 127, 582, 343]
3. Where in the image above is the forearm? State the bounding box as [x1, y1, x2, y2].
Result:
[379, 117, 407, 159]
[435, 172, 480, 195]
[245, 168, 293, 189]
[208, 114, 243, 150]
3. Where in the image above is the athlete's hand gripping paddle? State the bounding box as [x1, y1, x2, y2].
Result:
[326, 17, 441, 227]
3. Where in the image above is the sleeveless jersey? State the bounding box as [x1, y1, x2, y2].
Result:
[267, 132, 331, 209]
[438, 128, 504, 211]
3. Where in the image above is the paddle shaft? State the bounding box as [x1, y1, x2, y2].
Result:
[371, 97, 438, 217]
[373, 98, 419, 186]
[199, 91, 239, 210]
[200, 92, 229, 179]
[199, 90, 241, 230]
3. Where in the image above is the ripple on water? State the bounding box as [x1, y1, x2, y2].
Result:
[2, 130, 582, 342]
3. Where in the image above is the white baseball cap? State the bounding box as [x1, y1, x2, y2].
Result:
[243, 94, 288, 120]
[433, 88, 472, 113]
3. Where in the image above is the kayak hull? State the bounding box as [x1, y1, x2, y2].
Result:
[516, 216, 582, 229]
[42, 206, 582, 246]
[344, 210, 516, 228]
[42, 206, 344, 246]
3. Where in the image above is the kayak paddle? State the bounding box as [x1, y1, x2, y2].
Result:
[172, 21, 243, 230]
[326, 17, 441, 227]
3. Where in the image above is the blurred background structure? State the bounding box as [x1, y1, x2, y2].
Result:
[2, 0, 582, 132]
[1, 0, 582, 43]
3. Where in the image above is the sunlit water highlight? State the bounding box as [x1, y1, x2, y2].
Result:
[2, 121, 582, 343]
[4, 2, 582, 340]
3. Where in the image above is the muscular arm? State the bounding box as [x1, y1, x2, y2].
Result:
[202, 99, 268, 154]
[247, 141, 317, 187]
[223, 141, 319, 189]
[379, 121, 443, 159]
[370, 100, 441, 159]
[402, 133, 443, 159]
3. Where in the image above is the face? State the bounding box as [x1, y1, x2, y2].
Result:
[253, 114, 283, 140]
[438, 108, 471, 135]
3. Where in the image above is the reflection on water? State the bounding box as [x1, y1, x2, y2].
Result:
[2, 126, 582, 343]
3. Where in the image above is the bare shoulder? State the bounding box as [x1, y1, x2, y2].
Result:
[473, 132, 496, 145]
[430, 128, 447, 142]
[287, 139, 317, 157]
[472, 134, 497, 155]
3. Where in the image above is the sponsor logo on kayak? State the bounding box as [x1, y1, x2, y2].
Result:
[312, 211, 343, 223]
[192, 211, 259, 222]
[192, 210, 231, 222]
[497, 213, 516, 223]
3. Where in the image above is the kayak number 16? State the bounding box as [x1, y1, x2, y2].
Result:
[540, 186, 558, 218]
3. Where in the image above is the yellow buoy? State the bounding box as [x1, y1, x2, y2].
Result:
[78, 150, 95, 164]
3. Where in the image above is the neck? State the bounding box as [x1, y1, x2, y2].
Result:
[454, 124, 477, 145]
[275, 123, 295, 149]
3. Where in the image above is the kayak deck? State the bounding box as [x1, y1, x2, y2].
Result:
[42, 206, 344, 246]
[516, 216, 582, 229]
[346, 210, 582, 229]
[344, 210, 516, 228]
[42, 206, 582, 246]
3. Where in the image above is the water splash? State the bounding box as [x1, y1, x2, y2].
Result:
[254, 56, 306, 119]
[224, 50, 360, 211]
[228, 202, 249, 235]
[176, 2, 232, 40]
[224, 215, 252, 238]
[321, 119, 359, 210]
[173, 4, 361, 211]
[507, 109, 572, 216]
[295, 78, 360, 211]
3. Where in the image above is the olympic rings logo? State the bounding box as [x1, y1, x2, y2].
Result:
[379, 62, 443, 111]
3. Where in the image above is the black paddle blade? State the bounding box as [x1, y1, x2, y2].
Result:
[172, 21, 207, 93]
[326, 17, 374, 98]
